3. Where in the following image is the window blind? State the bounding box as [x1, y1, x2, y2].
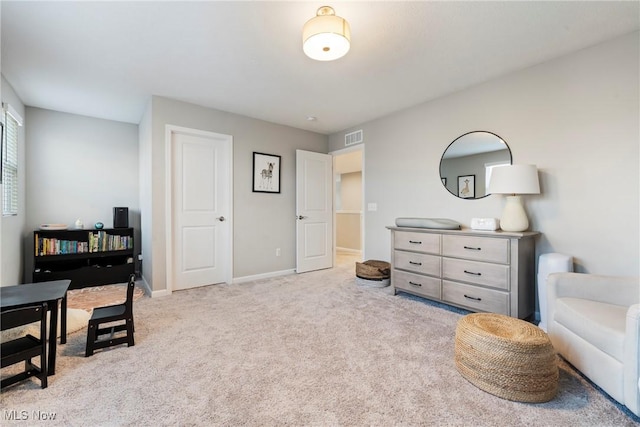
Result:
[3, 112, 19, 215]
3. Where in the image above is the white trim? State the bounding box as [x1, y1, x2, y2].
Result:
[336, 247, 361, 254]
[164, 126, 172, 295]
[2, 103, 23, 126]
[164, 125, 234, 294]
[329, 143, 363, 156]
[152, 288, 172, 298]
[232, 269, 296, 284]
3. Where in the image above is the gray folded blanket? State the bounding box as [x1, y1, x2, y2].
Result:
[395, 217, 461, 230]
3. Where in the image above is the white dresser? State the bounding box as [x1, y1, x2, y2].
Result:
[388, 226, 538, 319]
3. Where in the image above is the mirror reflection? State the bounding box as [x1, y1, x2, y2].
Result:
[439, 131, 512, 199]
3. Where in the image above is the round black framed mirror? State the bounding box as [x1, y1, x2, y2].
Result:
[439, 131, 512, 199]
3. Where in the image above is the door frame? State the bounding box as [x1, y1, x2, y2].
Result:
[330, 144, 365, 263]
[164, 125, 234, 293]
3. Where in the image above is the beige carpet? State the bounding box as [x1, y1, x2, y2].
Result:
[0, 263, 637, 426]
[67, 283, 145, 312]
[0, 308, 91, 343]
[1, 283, 145, 342]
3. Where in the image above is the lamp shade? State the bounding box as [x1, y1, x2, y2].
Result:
[303, 6, 351, 61]
[488, 164, 540, 195]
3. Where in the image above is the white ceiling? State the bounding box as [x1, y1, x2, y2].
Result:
[2, 1, 638, 135]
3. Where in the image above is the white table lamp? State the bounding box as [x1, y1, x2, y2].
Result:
[488, 164, 540, 232]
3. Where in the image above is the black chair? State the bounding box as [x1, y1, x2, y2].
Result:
[85, 274, 136, 357]
[1, 303, 48, 389]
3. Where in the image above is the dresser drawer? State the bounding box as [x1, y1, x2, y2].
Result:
[394, 231, 440, 254]
[442, 258, 509, 290]
[393, 270, 441, 299]
[394, 250, 440, 276]
[442, 235, 508, 264]
[442, 280, 509, 315]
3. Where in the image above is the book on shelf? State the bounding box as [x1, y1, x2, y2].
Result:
[35, 230, 132, 256]
[88, 231, 133, 253]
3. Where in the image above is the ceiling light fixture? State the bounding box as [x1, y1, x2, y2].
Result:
[303, 6, 351, 61]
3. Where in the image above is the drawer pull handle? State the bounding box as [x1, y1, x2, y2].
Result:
[464, 294, 482, 301]
[409, 281, 422, 287]
[463, 246, 481, 251]
[409, 240, 422, 245]
[409, 261, 423, 266]
[464, 270, 482, 276]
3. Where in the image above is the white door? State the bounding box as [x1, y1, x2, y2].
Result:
[296, 150, 333, 273]
[169, 127, 232, 291]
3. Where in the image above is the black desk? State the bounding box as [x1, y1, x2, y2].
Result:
[1, 280, 70, 375]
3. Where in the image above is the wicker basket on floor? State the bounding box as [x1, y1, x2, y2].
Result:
[355, 260, 390, 280]
[454, 313, 558, 403]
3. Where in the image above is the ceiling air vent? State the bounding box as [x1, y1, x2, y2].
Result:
[344, 129, 363, 146]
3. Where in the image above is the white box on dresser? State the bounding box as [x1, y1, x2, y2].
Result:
[387, 226, 538, 319]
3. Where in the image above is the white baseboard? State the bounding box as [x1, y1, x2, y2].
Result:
[151, 288, 171, 298]
[233, 268, 296, 284]
[336, 247, 361, 254]
[137, 275, 170, 298]
[148, 268, 296, 295]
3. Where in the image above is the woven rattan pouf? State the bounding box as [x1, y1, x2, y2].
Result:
[454, 313, 558, 403]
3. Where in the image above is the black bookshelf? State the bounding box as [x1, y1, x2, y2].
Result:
[33, 228, 134, 290]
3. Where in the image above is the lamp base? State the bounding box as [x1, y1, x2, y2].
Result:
[500, 195, 529, 232]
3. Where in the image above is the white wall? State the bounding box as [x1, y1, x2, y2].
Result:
[336, 171, 362, 251]
[145, 96, 327, 292]
[24, 108, 140, 280]
[1, 76, 26, 285]
[329, 32, 639, 277]
[340, 172, 362, 211]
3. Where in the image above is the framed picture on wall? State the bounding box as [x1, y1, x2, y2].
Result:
[252, 152, 281, 193]
[458, 174, 475, 198]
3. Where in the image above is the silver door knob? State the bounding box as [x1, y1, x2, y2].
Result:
[217, 216, 225, 222]
[297, 215, 307, 220]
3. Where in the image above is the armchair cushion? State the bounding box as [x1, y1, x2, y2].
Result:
[550, 273, 637, 306]
[555, 297, 627, 361]
[548, 272, 639, 417]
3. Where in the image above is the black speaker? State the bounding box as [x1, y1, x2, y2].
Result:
[113, 207, 129, 228]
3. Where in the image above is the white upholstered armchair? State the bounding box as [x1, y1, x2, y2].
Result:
[547, 272, 639, 416]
